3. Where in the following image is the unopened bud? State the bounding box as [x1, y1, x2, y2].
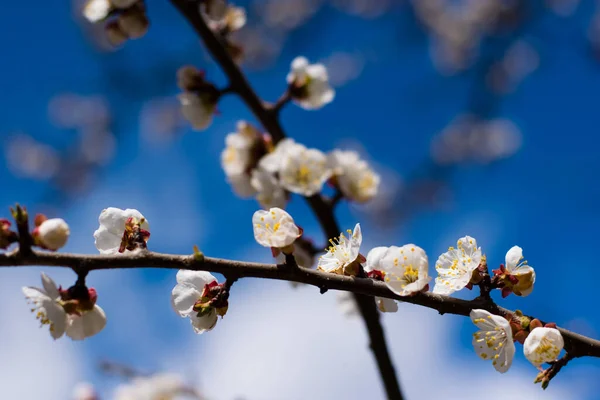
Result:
[0, 219, 18, 249]
[177, 66, 205, 91]
[105, 21, 128, 46]
[34, 218, 70, 251]
[118, 7, 149, 39]
[529, 318, 543, 330]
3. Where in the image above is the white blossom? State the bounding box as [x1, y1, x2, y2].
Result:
[279, 144, 332, 196]
[433, 235, 482, 295]
[287, 56, 335, 110]
[251, 167, 287, 209]
[364, 246, 398, 313]
[470, 309, 515, 373]
[523, 327, 564, 366]
[252, 208, 300, 250]
[94, 207, 149, 254]
[178, 92, 216, 131]
[379, 244, 430, 296]
[221, 121, 259, 177]
[504, 245, 535, 296]
[221, 122, 262, 198]
[36, 218, 70, 251]
[207, 4, 246, 32]
[83, 0, 111, 22]
[171, 270, 220, 334]
[72, 382, 97, 400]
[22, 273, 66, 339]
[258, 138, 303, 174]
[328, 150, 380, 203]
[23, 273, 106, 340]
[114, 373, 187, 400]
[317, 223, 362, 275]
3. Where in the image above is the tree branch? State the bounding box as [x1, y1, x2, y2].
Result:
[167, 2, 404, 398]
[4, 249, 600, 360]
[168, 0, 285, 143]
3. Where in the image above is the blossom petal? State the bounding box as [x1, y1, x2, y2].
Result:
[93, 227, 122, 255]
[41, 273, 60, 299]
[171, 283, 201, 316]
[505, 245, 523, 270]
[43, 299, 68, 339]
[176, 270, 217, 291]
[66, 306, 107, 340]
[189, 310, 218, 334]
[364, 246, 388, 272]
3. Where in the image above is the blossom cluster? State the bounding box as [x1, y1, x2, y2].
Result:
[221, 130, 381, 209]
[251, 209, 562, 376]
[177, 55, 335, 133]
[17, 207, 230, 339]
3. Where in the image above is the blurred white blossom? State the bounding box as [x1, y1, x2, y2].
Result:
[251, 167, 287, 209]
[114, 373, 189, 399]
[5, 134, 60, 180]
[287, 56, 335, 109]
[279, 143, 331, 196]
[328, 149, 380, 203]
[178, 92, 216, 131]
[431, 115, 522, 165]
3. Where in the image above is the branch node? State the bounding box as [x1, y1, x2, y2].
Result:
[192, 245, 205, 262]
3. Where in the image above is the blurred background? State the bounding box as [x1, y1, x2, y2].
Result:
[1, 0, 600, 398]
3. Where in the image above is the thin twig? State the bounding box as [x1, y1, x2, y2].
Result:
[4, 249, 600, 359]
[535, 353, 575, 389]
[269, 90, 292, 115]
[168, 0, 285, 143]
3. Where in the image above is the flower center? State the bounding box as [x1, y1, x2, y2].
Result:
[296, 165, 312, 185]
[403, 265, 419, 283]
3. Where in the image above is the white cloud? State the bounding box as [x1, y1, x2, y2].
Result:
[180, 282, 581, 400]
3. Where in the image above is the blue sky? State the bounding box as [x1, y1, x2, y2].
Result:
[1, 1, 600, 399]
